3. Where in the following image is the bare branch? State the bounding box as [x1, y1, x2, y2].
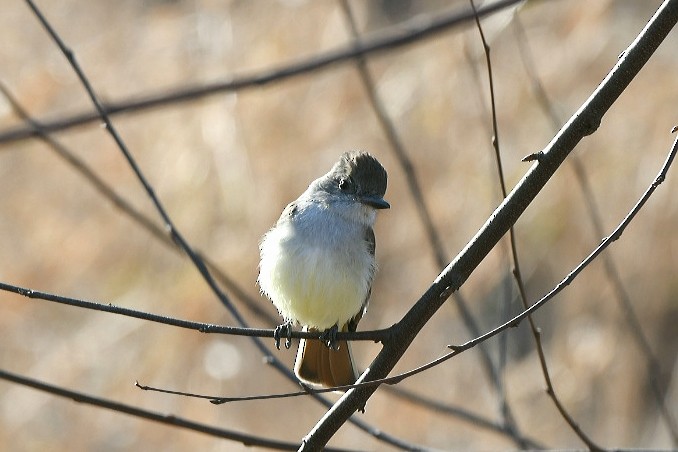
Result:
[24, 0, 245, 326]
[513, 14, 678, 443]
[467, 0, 528, 443]
[337, 1, 531, 447]
[286, 122, 678, 442]
[0, 280, 392, 342]
[0, 64, 276, 326]
[0, 368, 359, 451]
[446, 125, 678, 385]
[18, 2, 424, 448]
[469, 1, 603, 449]
[337, 0, 447, 268]
[0, 0, 524, 145]
[301, 1, 678, 448]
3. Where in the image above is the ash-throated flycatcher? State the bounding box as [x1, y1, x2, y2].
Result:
[258, 151, 389, 388]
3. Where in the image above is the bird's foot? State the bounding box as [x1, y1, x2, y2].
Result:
[274, 322, 293, 350]
[321, 324, 340, 350]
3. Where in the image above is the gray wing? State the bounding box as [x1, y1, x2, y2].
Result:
[348, 226, 376, 332]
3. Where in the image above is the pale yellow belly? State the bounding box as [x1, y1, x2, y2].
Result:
[259, 228, 370, 329]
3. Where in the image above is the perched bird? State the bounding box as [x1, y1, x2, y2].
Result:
[258, 151, 389, 388]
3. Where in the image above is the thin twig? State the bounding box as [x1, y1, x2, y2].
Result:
[269, 124, 678, 413]
[513, 14, 678, 444]
[0, 0, 525, 145]
[136, 369, 541, 449]
[135, 380, 326, 404]
[382, 386, 545, 449]
[21, 2, 424, 449]
[0, 368, 356, 452]
[469, 1, 604, 450]
[0, 80, 277, 325]
[24, 0, 244, 325]
[467, 1, 530, 445]
[337, 1, 530, 447]
[0, 280, 392, 342]
[463, 29, 521, 429]
[301, 1, 678, 447]
[447, 126, 678, 371]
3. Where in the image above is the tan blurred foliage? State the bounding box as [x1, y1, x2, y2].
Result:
[0, 0, 676, 450]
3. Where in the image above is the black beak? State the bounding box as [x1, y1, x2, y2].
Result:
[360, 195, 390, 209]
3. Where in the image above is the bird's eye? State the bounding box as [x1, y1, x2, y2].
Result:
[338, 177, 352, 192]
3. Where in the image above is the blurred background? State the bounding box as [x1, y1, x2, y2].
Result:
[0, 0, 676, 450]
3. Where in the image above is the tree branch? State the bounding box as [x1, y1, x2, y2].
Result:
[0, 280, 393, 342]
[301, 1, 678, 448]
[18, 2, 425, 448]
[0, 368, 356, 452]
[0, 0, 523, 145]
[470, 2, 603, 449]
[513, 14, 678, 444]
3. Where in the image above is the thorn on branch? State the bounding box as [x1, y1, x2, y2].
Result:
[521, 151, 544, 162]
[582, 116, 601, 137]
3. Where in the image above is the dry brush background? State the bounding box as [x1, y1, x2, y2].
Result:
[0, 0, 677, 450]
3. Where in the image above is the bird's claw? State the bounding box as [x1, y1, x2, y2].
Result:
[321, 324, 340, 350]
[274, 322, 293, 350]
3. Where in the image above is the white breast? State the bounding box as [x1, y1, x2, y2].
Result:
[258, 202, 374, 329]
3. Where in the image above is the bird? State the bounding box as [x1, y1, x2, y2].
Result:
[258, 151, 389, 388]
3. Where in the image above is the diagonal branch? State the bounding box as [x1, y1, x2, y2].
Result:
[0, 80, 278, 324]
[300, 1, 678, 448]
[447, 125, 678, 379]
[469, 1, 602, 449]
[337, 0, 528, 447]
[20, 2, 422, 448]
[337, 0, 447, 268]
[513, 15, 678, 444]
